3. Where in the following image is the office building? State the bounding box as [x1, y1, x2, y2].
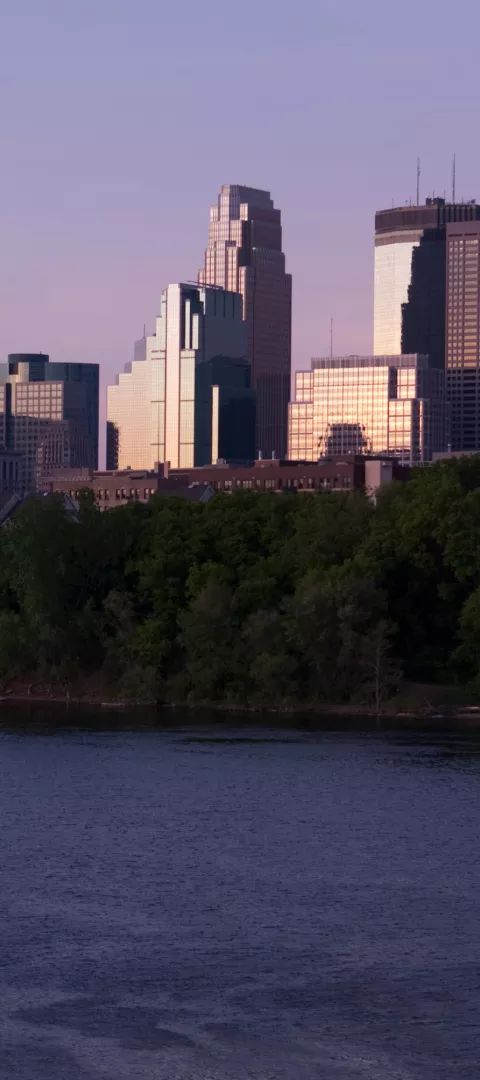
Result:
[107, 283, 254, 471]
[199, 184, 292, 458]
[6, 354, 99, 466]
[288, 355, 446, 465]
[374, 198, 480, 365]
[44, 360, 99, 467]
[446, 221, 480, 451]
[0, 354, 99, 490]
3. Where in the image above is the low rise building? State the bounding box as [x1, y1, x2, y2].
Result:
[42, 456, 409, 507]
[171, 456, 409, 496]
[41, 467, 214, 509]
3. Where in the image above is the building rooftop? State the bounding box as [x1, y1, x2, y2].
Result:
[310, 354, 428, 370]
[375, 198, 480, 236]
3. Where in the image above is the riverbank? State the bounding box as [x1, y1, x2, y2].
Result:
[1, 676, 480, 727]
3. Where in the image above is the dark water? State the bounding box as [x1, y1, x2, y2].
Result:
[0, 710, 479, 1079]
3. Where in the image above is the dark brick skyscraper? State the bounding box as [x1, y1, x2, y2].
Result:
[446, 220, 480, 451]
[200, 184, 292, 458]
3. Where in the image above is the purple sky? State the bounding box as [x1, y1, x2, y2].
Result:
[1, 0, 480, 460]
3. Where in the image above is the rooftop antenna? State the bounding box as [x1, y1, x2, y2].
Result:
[452, 153, 456, 203]
[330, 317, 334, 360]
[416, 157, 421, 205]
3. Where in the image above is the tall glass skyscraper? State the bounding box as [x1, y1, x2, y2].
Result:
[107, 284, 254, 471]
[199, 184, 292, 458]
[288, 355, 446, 465]
[374, 198, 480, 364]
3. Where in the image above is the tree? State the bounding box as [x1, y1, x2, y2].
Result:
[357, 619, 401, 719]
[180, 579, 240, 702]
[242, 608, 297, 706]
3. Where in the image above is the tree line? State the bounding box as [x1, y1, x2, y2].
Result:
[2, 456, 480, 709]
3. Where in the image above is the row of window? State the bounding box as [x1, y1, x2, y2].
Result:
[217, 476, 354, 491]
[67, 488, 158, 501]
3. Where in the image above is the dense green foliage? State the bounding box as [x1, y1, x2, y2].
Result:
[3, 456, 480, 707]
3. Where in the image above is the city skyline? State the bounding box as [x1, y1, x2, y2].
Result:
[7, 186, 480, 471]
[3, 0, 480, 464]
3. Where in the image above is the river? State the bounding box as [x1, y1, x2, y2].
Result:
[0, 709, 479, 1079]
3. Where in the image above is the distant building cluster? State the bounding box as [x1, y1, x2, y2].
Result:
[3, 185, 480, 506]
[106, 283, 254, 471]
[107, 185, 291, 473]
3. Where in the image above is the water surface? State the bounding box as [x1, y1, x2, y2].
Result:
[0, 709, 479, 1078]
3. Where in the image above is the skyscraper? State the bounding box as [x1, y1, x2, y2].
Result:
[107, 284, 254, 471]
[44, 360, 99, 467]
[374, 198, 480, 366]
[199, 184, 292, 458]
[288, 355, 446, 465]
[0, 354, 99, 489]
[446, 220, 480, 451]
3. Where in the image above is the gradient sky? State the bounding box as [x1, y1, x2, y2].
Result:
[2, 0, 480, 459]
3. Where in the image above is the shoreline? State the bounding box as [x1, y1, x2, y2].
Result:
[2, 686, 480, 728]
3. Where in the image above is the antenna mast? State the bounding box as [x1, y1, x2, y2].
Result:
[416, 157, 421, 205]
[330, 317, 334, 360]
[452, 153, 456, 203]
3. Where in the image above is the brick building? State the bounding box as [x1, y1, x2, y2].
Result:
[41, 456, 408, 509]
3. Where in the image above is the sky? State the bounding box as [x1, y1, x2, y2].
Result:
[1, 0, 480, 460]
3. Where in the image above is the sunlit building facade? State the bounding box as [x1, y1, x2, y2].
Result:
[446, 221, 480, 451]
[107, 283, 254, 471]
[288, 355, 446, 465]
[374, 198, 480, 364]
[374, 227, 422, 356]
[199, 184, 292, 458]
